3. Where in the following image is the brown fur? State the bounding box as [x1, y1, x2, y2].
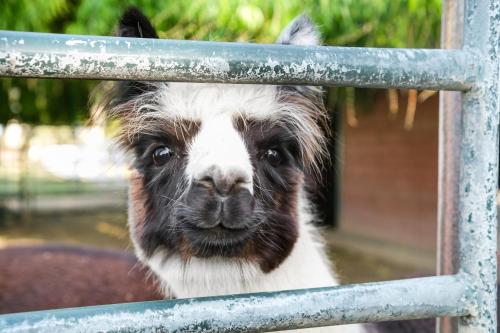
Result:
[254, 172, 302, 272]
[129, 171, 148, 239]
[277, 88, 331, 180]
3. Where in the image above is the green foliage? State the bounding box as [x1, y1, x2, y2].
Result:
[0, 0, 442, 125]
[0, 0, 71, 33]
[0, 78, 93, 125]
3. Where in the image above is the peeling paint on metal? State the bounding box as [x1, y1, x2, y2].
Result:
[0, 275, 470, 333]
[0, 2, 498, 331]
[457, 0, 500, 332]
[0, 30, 478, 90]
[65, 40, 87, 46]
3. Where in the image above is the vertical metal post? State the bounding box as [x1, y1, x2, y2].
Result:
[437, 1, 464, 332]
[458, 0, 499, 331]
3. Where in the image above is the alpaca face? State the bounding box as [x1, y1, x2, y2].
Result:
[102, 8, 328, 273]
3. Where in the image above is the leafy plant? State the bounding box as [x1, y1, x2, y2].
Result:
[0, 0, 442, 125]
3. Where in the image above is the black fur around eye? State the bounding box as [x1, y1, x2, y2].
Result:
[263, 149, 282, 167]
[152, 146, 174, 166]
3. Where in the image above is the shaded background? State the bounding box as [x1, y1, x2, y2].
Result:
[0, 0, 448, 312]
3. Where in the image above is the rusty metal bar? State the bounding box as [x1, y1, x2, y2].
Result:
[437, 0, 464, 332]
[0, 30, 478, 90]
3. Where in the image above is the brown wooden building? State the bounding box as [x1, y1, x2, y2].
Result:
[335, 90, 439, 263]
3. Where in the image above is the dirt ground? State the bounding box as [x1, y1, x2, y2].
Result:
[0, 210, 427, 283]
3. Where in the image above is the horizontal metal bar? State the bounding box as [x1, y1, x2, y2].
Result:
[0, 31, 478, 90]
[0, 275, 470, 333]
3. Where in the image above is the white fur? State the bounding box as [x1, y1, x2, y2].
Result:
[125, 82, 328, 176]
[126, 15, 365, 333]
[277, 15, 321, 46]
[151, 82, 281, 121]
[185, 114, 253, 193]
[132, 187, 365, 333]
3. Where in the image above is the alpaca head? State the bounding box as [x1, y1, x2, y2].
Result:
[99, 7, 329, 274]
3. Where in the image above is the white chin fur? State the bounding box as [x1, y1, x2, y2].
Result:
[138, 187, 366, 333]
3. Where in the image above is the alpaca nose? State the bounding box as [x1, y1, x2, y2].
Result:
[184, 166, 255, 231]
[196, 166, 251, 196]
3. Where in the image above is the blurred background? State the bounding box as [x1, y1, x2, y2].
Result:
[0, 0, 446, 311]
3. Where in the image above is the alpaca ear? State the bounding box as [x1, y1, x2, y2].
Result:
[117, 6, 158, 39]
[105, 7, 160, 110]
[276, 16, 324, 101]
[276, 15, 321, 46]
[93, 7, 160, 126]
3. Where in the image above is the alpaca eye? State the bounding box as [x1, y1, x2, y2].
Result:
[264, 149, 282, 167]
[152, 146, 174, 166]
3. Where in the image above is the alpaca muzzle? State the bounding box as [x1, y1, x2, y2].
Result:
[174, 172, 256, 257]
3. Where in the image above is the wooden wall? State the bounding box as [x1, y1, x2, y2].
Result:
[339, 91, 439, 251]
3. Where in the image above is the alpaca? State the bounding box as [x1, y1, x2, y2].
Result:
[99, 7, 366, 333]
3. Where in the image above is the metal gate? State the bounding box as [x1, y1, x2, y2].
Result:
[0, 0, 498, 332]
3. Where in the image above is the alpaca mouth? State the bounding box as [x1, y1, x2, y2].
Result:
[174, 183, 256, 257]
[184, 224, 253, 257]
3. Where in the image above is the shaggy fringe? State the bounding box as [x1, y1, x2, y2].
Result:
[91, 81, 331, 181]
[276, 86, 331, 180]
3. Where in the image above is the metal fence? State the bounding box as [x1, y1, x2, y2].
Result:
[0, 0, 498, 332]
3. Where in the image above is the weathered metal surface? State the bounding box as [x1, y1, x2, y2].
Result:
[0, 30, 477, 90]
[437, 0, 464, 332]
[457, 0, 500, 331]
[0, 1, 498, 331]
[0, 275, 470, 333]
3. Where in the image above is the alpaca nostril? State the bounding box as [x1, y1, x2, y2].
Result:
[196, 170, 250, 196]
[197, 175, 216, 190]
[195, 176, 231, 195]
